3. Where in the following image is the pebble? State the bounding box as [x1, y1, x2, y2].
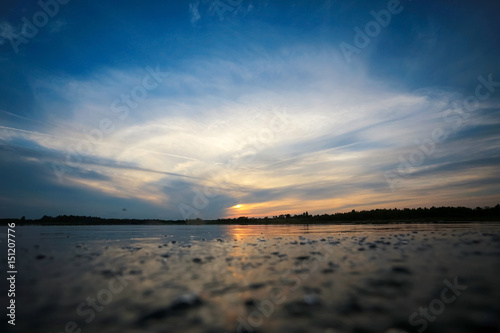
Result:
[391, 266, 411, 274]
[138, 293, 202, 323]
[303, 294, 321, 306]
[129, 269, 142, 275]
[248, 282, 265, 290]
[244, 299, 256, 306]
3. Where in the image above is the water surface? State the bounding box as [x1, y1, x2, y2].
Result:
[4, 223, 500, 333]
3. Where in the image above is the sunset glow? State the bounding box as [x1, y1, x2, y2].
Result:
[0, 1, 499, 220]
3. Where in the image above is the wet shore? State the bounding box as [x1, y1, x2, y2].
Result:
[7, 224, 500, 333]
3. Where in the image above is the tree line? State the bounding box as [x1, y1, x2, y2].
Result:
[1, 204, 499, 225]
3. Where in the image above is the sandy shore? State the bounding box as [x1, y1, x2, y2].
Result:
[7, 224, 500, 333]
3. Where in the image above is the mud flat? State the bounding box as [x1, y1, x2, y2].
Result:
[7, 223, 500, 333]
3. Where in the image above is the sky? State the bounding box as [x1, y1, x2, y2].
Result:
[0, 0, 499, 219]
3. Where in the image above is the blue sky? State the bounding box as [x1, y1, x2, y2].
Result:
[1, 0, 499, 219]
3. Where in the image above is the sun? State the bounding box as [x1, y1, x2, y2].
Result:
[233, 204, 243, 209]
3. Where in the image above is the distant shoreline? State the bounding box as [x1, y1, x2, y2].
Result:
[2, 218, 500, 226]
[2, 205, 499, 225]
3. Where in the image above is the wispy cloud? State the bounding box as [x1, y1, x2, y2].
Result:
[189, 1, 201, 24]
[5, 42, 494, 218]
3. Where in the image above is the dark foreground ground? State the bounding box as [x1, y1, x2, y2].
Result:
[4, 224, 500, 333]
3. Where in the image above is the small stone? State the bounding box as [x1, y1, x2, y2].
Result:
[100, 269, 115, 277]
[328, 262, 339, 268]
[143, 289, 154, 297]
[138, 292, 202, 323]
[175, 293, 201, 307]
[392, 266, 411, 274]
[337, 298, 362, 314]
[303, 294, 321, 306]
[129, 269, 142, 275]
[248, 282, 265, 290]
[244, 299, 256, 306]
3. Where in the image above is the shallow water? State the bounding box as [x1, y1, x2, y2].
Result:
[3, 223, 500, 333]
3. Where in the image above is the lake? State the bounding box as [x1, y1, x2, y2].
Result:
[3, 223, 500, 333]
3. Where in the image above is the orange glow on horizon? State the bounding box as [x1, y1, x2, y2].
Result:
[224, 199, 322, 219]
